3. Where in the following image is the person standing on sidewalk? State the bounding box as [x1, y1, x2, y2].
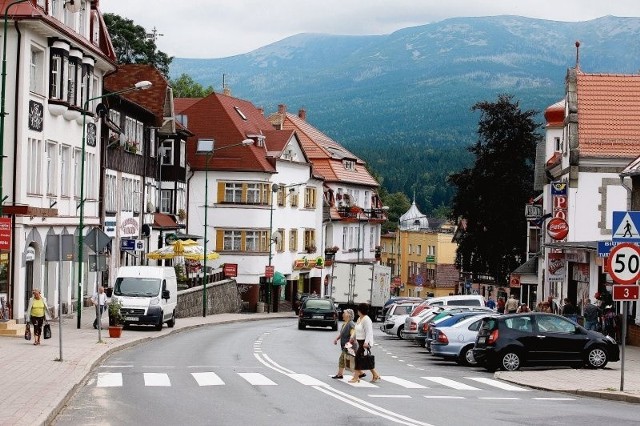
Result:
[505, 294, 519, 314]
[583, 298, 600, 331]
[25, 289, 51, 346]
[92, 286, 108, 329]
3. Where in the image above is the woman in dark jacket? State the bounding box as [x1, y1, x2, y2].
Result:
[332, 309, 355, 379]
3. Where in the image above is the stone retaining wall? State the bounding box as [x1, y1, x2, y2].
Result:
[177, 279, 242, 318]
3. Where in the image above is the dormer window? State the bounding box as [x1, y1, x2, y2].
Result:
[343, 160, 355, 171]
[234, 106, 247, 120]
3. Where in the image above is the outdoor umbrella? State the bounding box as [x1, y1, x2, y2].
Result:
[146, 239, 220, 261]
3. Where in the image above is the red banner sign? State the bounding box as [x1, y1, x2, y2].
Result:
[0, 218, 11, 250]
[265, 265, 274, 278]
[223, 263, 238, 277]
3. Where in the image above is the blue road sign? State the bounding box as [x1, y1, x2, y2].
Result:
[612, 211, 640, 242]
[598, 240, 620, 258]
[120, 238, 136, 251]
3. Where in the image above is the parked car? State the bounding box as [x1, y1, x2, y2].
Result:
[298, 297, 338, 330]
[422, 309, 493, 351]
[431, 313, 500, 365]
[379, 297, 423, 321]
[401, 306, 443, 341]
[380, 302, 421, 338]
[473, 313, 620, 371]
[424, 294, 486, 308]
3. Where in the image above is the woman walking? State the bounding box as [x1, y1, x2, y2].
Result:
[349, 303, 381, 383]
[332, 309, 356, 379]
[25, 288, 51, 346]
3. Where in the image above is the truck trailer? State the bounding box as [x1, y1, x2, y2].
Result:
[330, 261, 391, 321]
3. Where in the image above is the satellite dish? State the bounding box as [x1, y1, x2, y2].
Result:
[65, 0, 81, 13]
[271, 231, 282, 245]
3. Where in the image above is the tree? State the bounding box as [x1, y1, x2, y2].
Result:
[448, 94, 540, 286]
[103, 14, 172, 77]
[170, 73, 214, 98]
[381, 191, 412, 233]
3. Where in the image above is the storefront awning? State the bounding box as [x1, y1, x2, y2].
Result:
[512, 255, 538, 275]
[544, 241, 597, 251]
[153, 213, 180, 230]
[273, 271, 287, 286]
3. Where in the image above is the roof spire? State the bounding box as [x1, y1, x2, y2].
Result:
[575, 40, 581, 69]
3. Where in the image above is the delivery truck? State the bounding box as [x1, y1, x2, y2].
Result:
[331, 261, 391, 321]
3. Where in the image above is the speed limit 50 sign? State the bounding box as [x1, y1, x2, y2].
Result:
[607, 242, 640, 284]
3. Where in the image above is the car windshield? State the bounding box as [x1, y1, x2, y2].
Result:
[304, 299, 333, 310]
[393, 305, 415, 315]
[114, 277, 161, 297]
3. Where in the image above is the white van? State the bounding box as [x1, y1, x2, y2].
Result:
[113, 266, 178, 330]
[425, 295, 485, 308]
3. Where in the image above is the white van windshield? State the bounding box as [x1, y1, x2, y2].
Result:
[114, 277, 162, 297]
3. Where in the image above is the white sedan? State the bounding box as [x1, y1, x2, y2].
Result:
[380, 302, 420, 338]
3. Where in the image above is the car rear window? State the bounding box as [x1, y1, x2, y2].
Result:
[394, 305, 414, 315]
[481, 317, 499, 331]
[447, 299, 482, 306]
[305, 299, 333, 309]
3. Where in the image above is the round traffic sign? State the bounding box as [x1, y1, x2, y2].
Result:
[607, 242, 640, 284]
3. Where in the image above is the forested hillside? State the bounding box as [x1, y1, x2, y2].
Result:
[171, 15, 640, 214]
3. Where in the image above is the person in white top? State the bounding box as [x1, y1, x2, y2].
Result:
[92, 286, 108, 329]
[349, 303, 381, 383]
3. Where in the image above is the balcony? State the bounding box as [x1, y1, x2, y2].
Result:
[336, 205, 388, 223]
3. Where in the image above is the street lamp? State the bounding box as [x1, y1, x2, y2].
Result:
[76, 80, 152, 328]
[0, 0, 30, 215]
[198, 137, 254, 317]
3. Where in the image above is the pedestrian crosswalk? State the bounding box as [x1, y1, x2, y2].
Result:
[94, 371, 532, 394]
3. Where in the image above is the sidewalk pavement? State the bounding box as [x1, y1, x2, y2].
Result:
[495, 345, 640, 403]
[2, 313, 640, 426]
[0, 307, 297, 426]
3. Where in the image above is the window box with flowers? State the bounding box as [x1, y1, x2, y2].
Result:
[124, 140, 139, 154]
[305, 244, 317, 254]
[177, 209, 187, 222]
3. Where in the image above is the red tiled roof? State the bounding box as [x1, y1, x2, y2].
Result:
[104, 64, 169, 127]
[577, 72, 640, 158]
[177, 93, 282, 173]
[544, 100, 564, 127]
[268, 108, 378, 187]
[175, 98, 201, 114]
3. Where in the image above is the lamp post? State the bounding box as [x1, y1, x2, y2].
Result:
[76, 80, 152, 328]
[267, 183, 278, 313]
[199, 138, 254, 317]
[0, 0, 30, 215]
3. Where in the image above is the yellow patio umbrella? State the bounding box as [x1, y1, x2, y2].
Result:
[146, 239, 219, 261]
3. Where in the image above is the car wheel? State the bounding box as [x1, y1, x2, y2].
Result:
[586, 346, 608, 369]
[397, 325, 404, 339]
[167, 312, 175, 328]
[458, 344, 476, 366]
[298, 322, 306, 330]
[499, 350, 521, 371]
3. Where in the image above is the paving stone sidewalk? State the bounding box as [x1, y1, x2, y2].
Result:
[0, 308, 296, 426]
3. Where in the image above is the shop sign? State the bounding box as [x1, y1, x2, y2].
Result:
[509, 274, 521, 288]
[223, 263, 238, 277]
[547, 217, 569, 240]
[547, 252, 565, 282]
[121, 216, 139, 237]
[0, 218, 11, 250]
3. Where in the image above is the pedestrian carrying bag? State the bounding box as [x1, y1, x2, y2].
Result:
[356, 349, 375, 370]
[24, 322, 32, 341]
[43, 322, 51, 339]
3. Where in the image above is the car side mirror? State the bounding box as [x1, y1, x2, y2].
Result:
[162, 290, 170, 300]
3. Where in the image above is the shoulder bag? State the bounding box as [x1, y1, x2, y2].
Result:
[24, 322, 32, 341]
[43, 321, 52, 339]
[355, 348, 375, 370]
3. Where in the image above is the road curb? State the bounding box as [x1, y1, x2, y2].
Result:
[45, 315, 296, 425]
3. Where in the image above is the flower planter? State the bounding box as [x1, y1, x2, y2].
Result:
[108, 326, 123, 338]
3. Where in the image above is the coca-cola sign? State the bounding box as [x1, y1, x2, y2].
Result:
[547, 217, 569, 240]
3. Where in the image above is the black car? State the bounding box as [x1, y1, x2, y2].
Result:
[298, 298, 338, 330]
[473, 313, 620, 371]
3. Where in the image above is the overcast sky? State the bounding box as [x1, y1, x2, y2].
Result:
[100, 0, 640, 58]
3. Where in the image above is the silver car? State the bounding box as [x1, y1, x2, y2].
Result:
[430, 313, 500, 366]
[380, 302, 420, 338]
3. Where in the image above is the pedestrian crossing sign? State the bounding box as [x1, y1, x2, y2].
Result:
[612, 211, 640, 242]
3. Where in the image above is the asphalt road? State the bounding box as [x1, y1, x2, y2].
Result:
[53, 319, 639, 426]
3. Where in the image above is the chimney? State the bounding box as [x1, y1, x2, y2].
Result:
[298, 108, 306, 121]
[278, 104, 286, 114]
[223, 86, 231, 96]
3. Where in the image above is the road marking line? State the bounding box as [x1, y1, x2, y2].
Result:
[533, 397, 575, 401]
[381, 376, 427, 389]
[423, 396, 465, 399]
[478, 397, 520, 400]
[421, 377, 480, 390]
[191, 372, 225, 386]
[288, 374, 326, 386]
[144, 373, 171, 387]
[100, 365, 133, 368]
[238, 372, 277, 386]
[97, 372, 122, 387]
[369, 395, 412, 398]
[466, 377, 529, 391]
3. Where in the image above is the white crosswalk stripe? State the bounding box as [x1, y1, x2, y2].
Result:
[379, 376, 427, 389]
[465, 377, 529, 392]
[191, 372, 225, 386]
[144, 373, 171, 387]
[421, 376, 481, 390]
[97, 372, 122, 387]
[238, 372, 277, 386]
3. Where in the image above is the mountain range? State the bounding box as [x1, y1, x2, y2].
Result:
[169, 15, 640, 213]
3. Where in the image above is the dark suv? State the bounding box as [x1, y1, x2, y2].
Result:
[298, 298, 338, 330]
[473, 313, 620, 371]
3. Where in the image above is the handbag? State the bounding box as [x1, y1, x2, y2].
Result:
[356, 348, 375, 370]
[24, 322, 32, 341]
[43, 322, 52, 339]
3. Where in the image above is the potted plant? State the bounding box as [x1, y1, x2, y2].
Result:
[177, 208, 187, 221]
[108, 298, 124, 338]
